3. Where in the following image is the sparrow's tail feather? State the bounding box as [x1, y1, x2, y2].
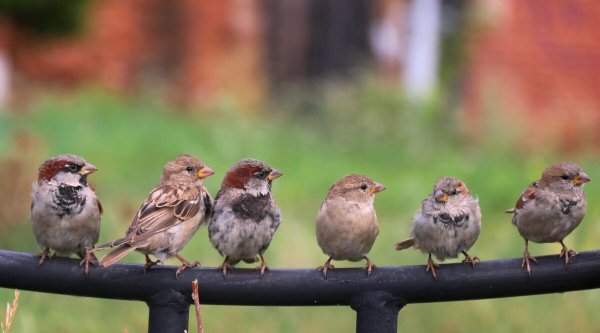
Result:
[96, 237, 132, 250]
[99, 245, 137, 267]
[395, 238, 415, 251]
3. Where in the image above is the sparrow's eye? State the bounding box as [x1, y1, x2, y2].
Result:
[186, 166, 194, 172]
[360, 184, 368, 191]
[561, 174, 570, 180]
[68, 164, 79, 172]
[450, 189, 458, 195]
[258, 170, 269, 178]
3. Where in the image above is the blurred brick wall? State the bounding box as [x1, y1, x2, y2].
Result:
[3, 0, 264, 108]
[462, 0, 600, 150]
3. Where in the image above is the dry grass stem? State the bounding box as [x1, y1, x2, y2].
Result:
[191, 279, 204, 333]
[1, 290, 20, 333]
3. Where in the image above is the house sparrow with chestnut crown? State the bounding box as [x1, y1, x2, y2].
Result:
[98, 154, 214, 277]
[396, 177, 481, 279]
[316, 174, 385, 278]
[507, 162, 590, 276]
[208, 159, 283, 278]
[31, 154, 102, 275]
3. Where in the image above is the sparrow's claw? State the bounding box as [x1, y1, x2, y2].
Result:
[522, 250, 537, 276]
[79, 251, 98, 276]
[176, 260, 199, 278]
[559, 241, 576, 265]
[218, 261, 234, 278]
[462, 251, 480, 267]
[559, 248, 576, 265]
[426, 254, 439, 279]
[256, 254, 269, 278]
[364, 261, 376, 278]
[37, 248, 51, 267]
[317, 256, 335, 279]
[143, 255, 162, 272]
[363, 256, 376, 278]
[173, 253, 199, 278]
[256, 262, 269, 278]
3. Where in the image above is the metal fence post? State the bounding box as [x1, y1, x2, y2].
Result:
[351, 291, 405, 333]
[146, 289, 190, 333]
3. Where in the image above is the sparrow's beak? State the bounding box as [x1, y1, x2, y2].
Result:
[79, 163, 98, 175]
[197, 166, 215, 179]
[368, 183, 386, 195]
[267, 169, 283, 181]
[435, 190, 448, 203]
[572, 172, 591, 186]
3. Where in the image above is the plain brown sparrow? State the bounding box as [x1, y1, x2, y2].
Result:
[315, 174, 385, 278]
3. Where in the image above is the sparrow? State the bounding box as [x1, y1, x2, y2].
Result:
[98, 154, 214, 277]
[31, 154, 102, 275]
[507, 162, 590, 275]
[208, 158, 283, 278]
[316, 174, 385, 278]
[396, 176, 481, 279]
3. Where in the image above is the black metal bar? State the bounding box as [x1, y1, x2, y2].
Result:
[146, 290, 189, 333]
[351, 291, 404, 333]
[1, 249, 600, 306]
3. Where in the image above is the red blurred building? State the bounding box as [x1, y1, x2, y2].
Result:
[1, 0, 600, 150]
[462, 0, 600, 149]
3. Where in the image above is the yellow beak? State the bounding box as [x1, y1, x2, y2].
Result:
[368, 183, 386, 195]
[435, 193, 449, 203]
[79, 163, 98, 175]
[572, 172, 591, 186]
[267, 169, 283, 181]
[197, 166, 215, 179]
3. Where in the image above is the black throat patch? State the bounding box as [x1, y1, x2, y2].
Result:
[52, 184, 86, 218]
[232, 194, 272, 222]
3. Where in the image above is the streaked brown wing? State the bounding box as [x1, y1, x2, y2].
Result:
[514, 181, 538, 210]
[125, 184, 202, 243]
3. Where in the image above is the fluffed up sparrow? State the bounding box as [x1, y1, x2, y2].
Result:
[507, 162, 590, 275]
[316, 174, 385, 278]
[31, 154, 102, 275]
[396, 176, 481, 279]
[98, 154, 214, 277]
[208, 158, 283, 278]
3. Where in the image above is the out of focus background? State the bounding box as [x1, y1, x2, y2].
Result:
[0, 0, 599, 332]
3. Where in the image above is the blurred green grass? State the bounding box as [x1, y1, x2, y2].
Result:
[0, 84, 599, 332]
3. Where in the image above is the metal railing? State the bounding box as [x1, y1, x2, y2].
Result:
[1, 249, 600, 333]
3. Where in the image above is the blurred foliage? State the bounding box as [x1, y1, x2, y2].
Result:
[0, 81, 599, 332]
[0, 0, 90, 37]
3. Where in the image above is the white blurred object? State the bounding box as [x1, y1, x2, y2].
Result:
[370, 2, 408, 71]
[403, 0, 441, 99]
[369, 0, 408, 82]
[0, 50, 10, 109]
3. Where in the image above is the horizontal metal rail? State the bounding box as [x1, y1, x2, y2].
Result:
[1, 249, 599, 332]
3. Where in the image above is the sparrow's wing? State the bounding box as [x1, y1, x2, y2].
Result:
[506, 181, 538, 214]
[97, 199, 104, 215]
[89, 182, 103, 215]
[125, 184, 202, 243]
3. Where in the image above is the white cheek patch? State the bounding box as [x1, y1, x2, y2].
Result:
[51, 172, 83, 187]
[245, 179, 269, 197]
